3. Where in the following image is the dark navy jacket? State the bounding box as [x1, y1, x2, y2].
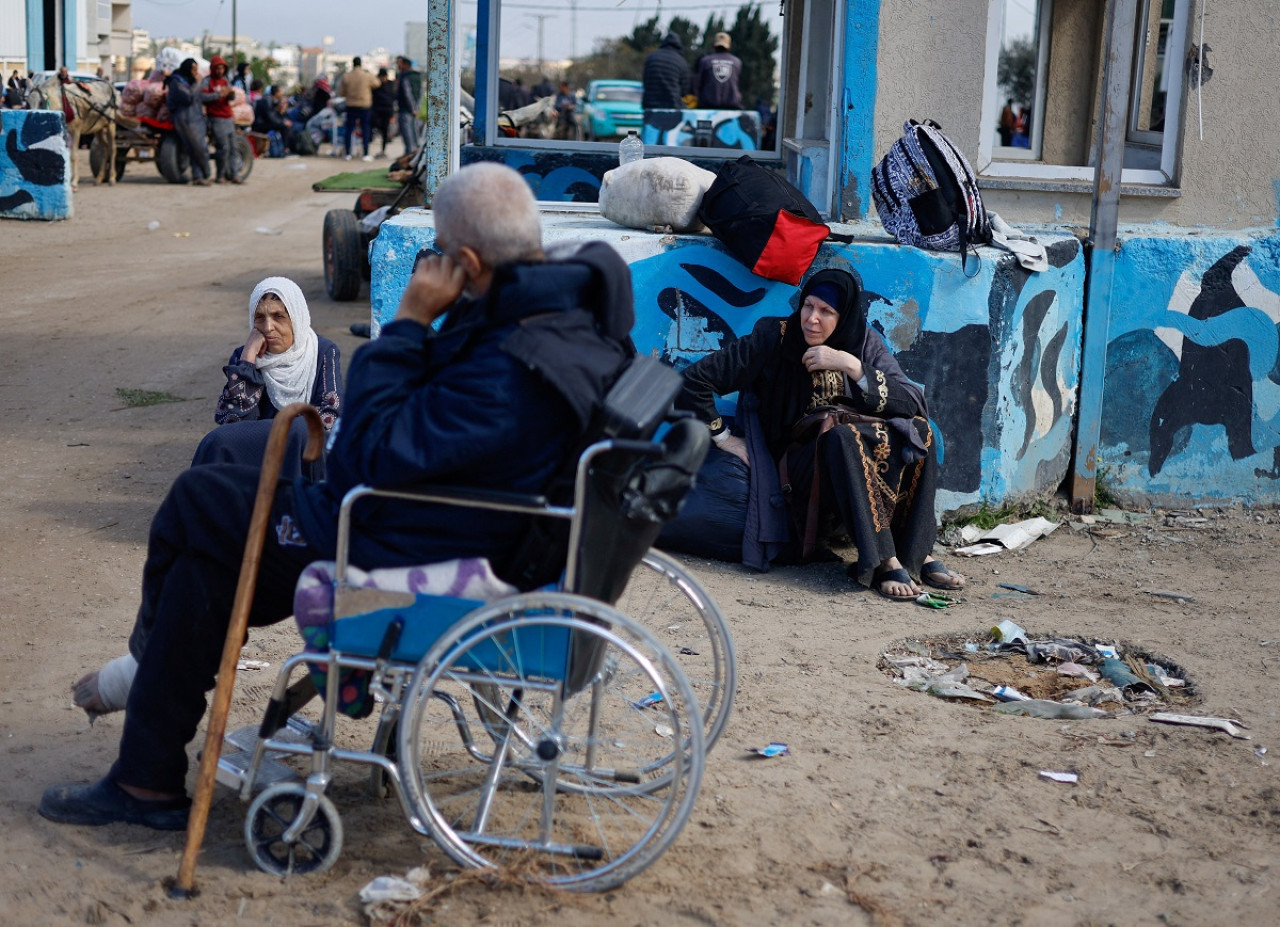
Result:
[292, 251, 630, 573]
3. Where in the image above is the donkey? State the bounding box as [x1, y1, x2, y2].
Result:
[27, 77, 118, 188]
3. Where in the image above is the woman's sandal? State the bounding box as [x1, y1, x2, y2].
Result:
[921, 559, 966, 590]
[871, 566, 920, 602]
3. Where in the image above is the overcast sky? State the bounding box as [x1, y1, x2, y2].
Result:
[132, 0, 759, 63]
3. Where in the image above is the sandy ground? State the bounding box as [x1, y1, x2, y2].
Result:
[1, 149, 1277, 927]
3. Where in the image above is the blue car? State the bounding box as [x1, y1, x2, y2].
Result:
[582, 79, 643, 142]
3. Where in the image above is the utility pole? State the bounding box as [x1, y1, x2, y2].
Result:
[526, 13, 554, 74]
[231, 0, 237, 70]
[569, 0, 577, 62]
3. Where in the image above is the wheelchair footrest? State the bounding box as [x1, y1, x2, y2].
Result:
[215, 719, 317, 792]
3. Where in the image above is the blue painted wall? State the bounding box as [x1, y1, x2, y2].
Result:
[0, 111, 72, 220]
[370, 212, 1085, 514]
[1099, 232, 1280, 506]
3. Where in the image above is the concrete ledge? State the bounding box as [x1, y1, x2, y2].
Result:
[0, 111, 72, 220]
[370, 208, 1086, 514]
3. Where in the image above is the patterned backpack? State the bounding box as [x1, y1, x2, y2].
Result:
[871, 119, 991, 269]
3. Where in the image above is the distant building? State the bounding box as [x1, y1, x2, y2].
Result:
[2, 0, 135, 79]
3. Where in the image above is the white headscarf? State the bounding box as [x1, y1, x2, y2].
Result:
[248, 277, 319, 411]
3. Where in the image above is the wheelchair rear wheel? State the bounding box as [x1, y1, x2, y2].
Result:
[618, 550, 736, 753]
[397, 593, 705, 891]
[244, 782, 344, 876]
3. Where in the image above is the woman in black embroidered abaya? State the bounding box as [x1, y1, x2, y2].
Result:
[678, 268, 964, 600]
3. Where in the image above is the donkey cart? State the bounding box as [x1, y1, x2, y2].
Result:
[92, 116, 254, 185]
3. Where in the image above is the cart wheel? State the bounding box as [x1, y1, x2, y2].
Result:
[323, 209, 364, 301]
[89, 134, 126, 181]
[230, 132, 254, 183]
[157, 134, 190, 184]
[244, 782, 343, 876]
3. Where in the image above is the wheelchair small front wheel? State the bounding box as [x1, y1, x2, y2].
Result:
[244, 782, 344, 876]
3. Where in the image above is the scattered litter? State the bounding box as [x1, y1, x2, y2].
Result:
[172, 231, 190, 238]
[752, 742, 790, 758]
[995, 699, 1108, 720]
[998, 583, 1041, 595]
[1063, 686, 1123, 706]
[679, 647, 700, 656]
[654, 723, 675, 739]
[631, 691, 663, 710]
[881, 631, 1197, 720]
[145, 220, 160, 231]
[1150, 712, 1250, 739]
[959, 517, 1060, 554]
[990, 619, 1028, 643]
[1039, 770, 1079, 784]
[254, 227, 284, 235]
[916, 591, 964, 609]
[1057, 662, 1100, 682]
[236, 659, 270, 671]
[360, 875, 422, 904]
[1255, 746, 1268, 758]
[1094, 508, 1150, 525]
[954, 542, 1004, 557]
[1145, 589, 1195, 603]
[359, 867, 432, 923]
[991, 590, 1035, 600]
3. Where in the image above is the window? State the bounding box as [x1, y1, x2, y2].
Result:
[979, 0, 1190, 185]
[472, 0, 786, 157]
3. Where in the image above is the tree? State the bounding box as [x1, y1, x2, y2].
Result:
[998, 37, 1036, 108]
[698, 13, 729, 55]
[728, 4, 780, 109]
[620, 16, 663, 54]
[668, 16, 701, 63]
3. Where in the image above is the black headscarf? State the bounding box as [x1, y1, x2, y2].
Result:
[758, 268, 868, 453]
[169, 58, 198, 87]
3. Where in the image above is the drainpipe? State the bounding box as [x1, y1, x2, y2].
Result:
[1070, 0, 1139, 513]
[423, 0, 457, 205]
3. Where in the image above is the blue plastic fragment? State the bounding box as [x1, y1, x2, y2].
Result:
[632, 691, 664, 710]
[755, 742, 790, 758]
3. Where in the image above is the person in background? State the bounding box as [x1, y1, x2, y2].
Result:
[231, 61, 251, 93]
[394, 56, 421, 155]
[165, 58, 214, 186]
[338, 56, 380, 162]
[532, 75, 554, 99]
[371, 67, 396, 159]
[553, 80, 577, 140]
[642, 31, 690, 112]
[200, 56, 240, 184]
[252, 84, 294, 153]
[694, 32, 742, 109]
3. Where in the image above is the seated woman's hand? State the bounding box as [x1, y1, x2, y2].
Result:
[718, 434, 750, 467]
[802, 345, 863, 381]
[242, 327, 266, 364]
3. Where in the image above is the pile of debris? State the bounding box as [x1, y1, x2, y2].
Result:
[879, 624, 1198, 719]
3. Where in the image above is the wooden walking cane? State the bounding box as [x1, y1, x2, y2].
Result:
[172, 404, 325, 898]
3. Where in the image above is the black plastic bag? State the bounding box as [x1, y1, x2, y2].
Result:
[656, 446, 749, 561]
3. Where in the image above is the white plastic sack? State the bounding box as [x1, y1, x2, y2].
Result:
[598, 157, 716, 234]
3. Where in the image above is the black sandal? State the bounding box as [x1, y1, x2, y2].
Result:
[921, 559, 965, 590]
[871, 566, 919, 602]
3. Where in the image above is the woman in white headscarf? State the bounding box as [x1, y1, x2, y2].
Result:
[213, 276, 341, 430]
[75, 278, 343, 719]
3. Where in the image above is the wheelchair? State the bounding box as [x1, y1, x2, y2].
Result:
[212, 371, 733, 892]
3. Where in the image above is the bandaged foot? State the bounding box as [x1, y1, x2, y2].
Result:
[72, 654, 137, 718]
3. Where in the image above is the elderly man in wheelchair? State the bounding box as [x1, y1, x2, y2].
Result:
[41, 162, 724, 891]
